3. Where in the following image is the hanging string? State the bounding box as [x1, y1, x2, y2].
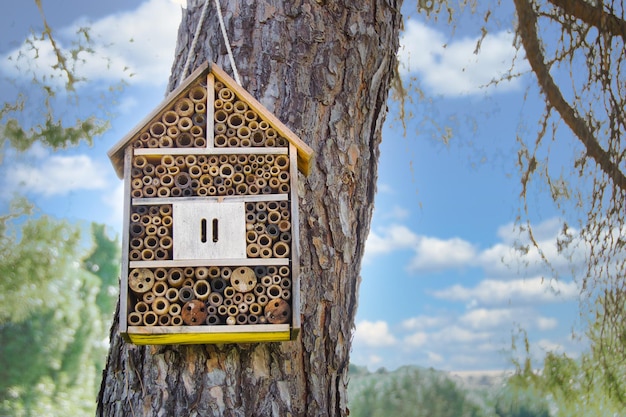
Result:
[179, 0, 242, 87]
[214, 0, 241, 86]
[179, 0, 210, 87]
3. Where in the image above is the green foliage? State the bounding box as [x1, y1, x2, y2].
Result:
[0, 214, 118, 416]
[349, 366, 487, 417]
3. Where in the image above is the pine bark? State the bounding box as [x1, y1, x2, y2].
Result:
[97, 1, 402, 416]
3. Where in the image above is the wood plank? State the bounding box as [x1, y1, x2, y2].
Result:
[133, 147, 288, 156]
[126, 329, 291, 345]
[206, 72, 215, 149]
[288, 143, 302, 331]
[132, 194, 288, 206]
[211, 64, 314, 176]
[108, 62, 211, 178]
[128, 324, 289, 335]
[129, 258, 290, 268]
[119, 147, 133, 334]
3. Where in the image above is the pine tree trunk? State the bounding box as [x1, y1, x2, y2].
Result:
[97, 1, 402, 416]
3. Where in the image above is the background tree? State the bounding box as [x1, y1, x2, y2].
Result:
[97, 0, 402, 416]
[421, 0, 626, 406]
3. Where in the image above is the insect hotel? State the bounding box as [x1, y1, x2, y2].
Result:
[108, 62, 313, 345]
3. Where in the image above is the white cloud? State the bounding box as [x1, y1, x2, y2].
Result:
[1, 0, 182, 87]
[8, 154, 108, 197]
[353, 320, 397, 347]
[433, 277, 578, 307]
[398, 20, 527, 96]
[402, 315, 449, 331]
[364, 224, 420, 259]
[408, 235, 477, 272]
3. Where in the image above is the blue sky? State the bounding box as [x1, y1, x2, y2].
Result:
[1, 0, 587, 372]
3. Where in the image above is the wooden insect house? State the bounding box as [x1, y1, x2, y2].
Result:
[108, 62, 313, 345]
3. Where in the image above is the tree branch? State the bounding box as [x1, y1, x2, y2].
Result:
[514, 0, 626, 193]
[548, 0, 626, 41]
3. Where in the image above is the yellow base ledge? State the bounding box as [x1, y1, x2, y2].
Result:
[124, 324, 293, 345]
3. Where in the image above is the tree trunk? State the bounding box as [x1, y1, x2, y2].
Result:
[97, 1, 402, 416]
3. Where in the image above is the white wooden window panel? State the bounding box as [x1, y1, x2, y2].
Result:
[173, 201, 246, 259]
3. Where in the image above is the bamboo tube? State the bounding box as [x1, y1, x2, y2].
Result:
[214, 80, 225, 91]
[132, 140, 143, 149]
[135, 301, 150, 314]
[278, 171, 290, 183]
[227, 137, 240, 147]
[140, 248, 155, 261]
[214, 134, 227, 147]
[246, 243, 260, 258]
[267, 210, 281, 224]
[178, 117, 192, 134]
[254, 284, 266, 297]
[176, 132, 193, 148]
[164, 287, 179, 303]
[223, 287, 236, 299]
[174, 172, 192, 189]
[259, 247, 273, 258]
[174, 97, 194, 116]
[215, 122, 227, 135]
[167, 268, 184, 288]
[208, 292, 223, 307]
[226, 316, 237, 325]
[169, 303, 181, 316]
[188, 165, 202, 179]
[237, 125, 251, 140]
[211, 278, 227, 293]
[147, 138, 159, 148]
[268, 177, 280, 191]
[238, 303, 249, 314]
[160, 136, 174, 148]
[281, 289, 291, 300]
[195, 103, 206, 114]
[129, 250, 142, 261]
[194, 137, 206, 147]
[206, 266, 220, 279]
[149, 122, 166, 137]
[244, 292, 255, 305]
[233, 100, 248, 113]
[130, 178, 144, 190]
[133, 155, 148, 169]
[267, 284, 283, 300]
[218, 305, 228, 316]
[206, 315, 220, 325]
[143, 292, 155, 304]
[214, 109, 228, 123]
[193, 267, 208, 280]
[257, 234, 272, 247]
[143, 186, 157, 199]
[183, 267, 195, 278]
[257, 294, 269, 307]
[144, 235, 159, 250]
[189, 85, 207, 103]
[233, 293, 244, 305]
[139, 131, 151, 142]
[145, 224, 158, 236]
[272, 275, 282, 285]
[128, 312, 143, 326]
[248, 184, 260, 194]
[265, 138, 277, 147]
[190, 125, 203, 137]
[246, 230, 258, 243]
[131, 167, 143, 178]
[220, 266, 232, 280]
[249, 303, 262, 316]
[227, 305, 239, 317]
[259, 120, 269, 130]
[130, 213, 141, 223]
[266, 224, 280, 238]
[167, 126, 180, 138]
[244, 109, 258, 122]
[214, 98, 224, 109]
[130, 238, 144, 252]
[154, 268, 168, 281]
[159, 236, 173, 250]
[152, 297, 170, 315]
[227, 113, 245, 129]
[218, 87, 235, 102]
[193, 280, 211, 300]
[280, 277, 292, 290]
[171, 316, 183, 326]
[162, 110, 179, 126]
[273, 241, 290, 258]
[179, 286, 194, 303]
[158, 314, 171, 326]
[153, 281, 167, 297]
[161, 218, 173, 231]
[278, 183, 290, 194]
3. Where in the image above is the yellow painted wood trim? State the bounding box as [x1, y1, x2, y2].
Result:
[125, 324, 292, 345]
[211, 64, 314, 176]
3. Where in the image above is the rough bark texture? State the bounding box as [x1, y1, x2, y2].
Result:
[97, 1, 402, 416]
